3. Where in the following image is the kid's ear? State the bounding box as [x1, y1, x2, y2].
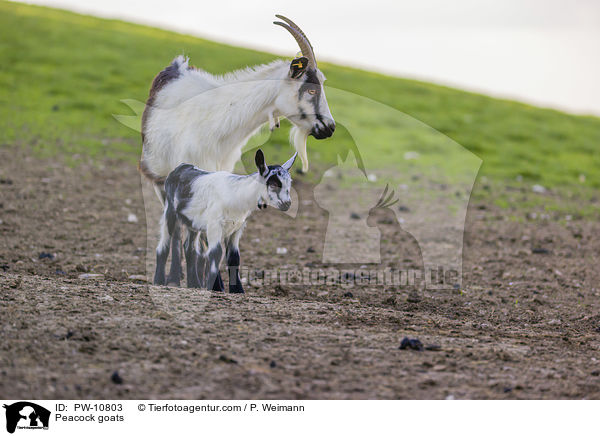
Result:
[281, 152, 297, 171]
[255, 149, 267, 176]
[289, 57, 308, 79]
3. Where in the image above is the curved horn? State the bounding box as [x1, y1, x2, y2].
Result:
[273, 15, 316, 68]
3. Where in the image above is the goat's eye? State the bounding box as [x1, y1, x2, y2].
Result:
[307, 89, 317, 95]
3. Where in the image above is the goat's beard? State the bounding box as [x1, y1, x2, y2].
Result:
[290, 126, 309, 173]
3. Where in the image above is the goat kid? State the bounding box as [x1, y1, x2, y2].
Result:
[154, 149, 297, 293]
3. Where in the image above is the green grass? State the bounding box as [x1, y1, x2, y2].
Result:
[1, 0, 599, 196]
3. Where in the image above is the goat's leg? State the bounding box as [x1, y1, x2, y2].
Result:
[196, 232, 208, 288]
[184, 229, 201, 288]
[166, 219, 182, 286]
[205, 224, 224, 292]
[226, 228, 244, 294]
[153, 209, 172, 285]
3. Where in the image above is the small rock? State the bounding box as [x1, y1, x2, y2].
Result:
[276, 247, 288, 254]
[111, 371, 123, 385]
[445, 395, 455, 400]
[532, 184, 546, 194]
[128, 275, 148, 281]
[350, 212, 360, 220]
[59, 331, 74, 340]
[78, 273, 103, 279]
[343, 291, 354, 298]
[38, 252, 54, 260]
[399, 337, 424, 351]
[218, 355, 238, 364]
[306, 247, 315, 253]
[531, 247, 549, 254]
[404, 151, 420, 160]
[367, 174, 377, 182]
[269, 361, 277, 368]
[398, 205, 410, 212]
[55, 269, 65, 275]
[127, 213, 138, 223]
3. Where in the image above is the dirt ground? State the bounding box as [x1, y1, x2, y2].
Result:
[1, 146, 600, 400]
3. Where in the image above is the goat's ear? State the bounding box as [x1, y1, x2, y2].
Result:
[281, 152, 297, 171]
[289, 57, 308, 79]
[255, 149, 267, 176]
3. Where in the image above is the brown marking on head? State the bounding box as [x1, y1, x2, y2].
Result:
[141, 58, 186, 147]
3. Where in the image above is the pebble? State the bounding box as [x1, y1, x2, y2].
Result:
[78, 273, 104, 279]
[343, 292, 354, 298]
[531, 247, 549, 254]
[111, 371, 123, 385]
[127, 213, 138, 223]
[128, 275, 148, 281]
[276, 247, 288, 254]
[399, 337, 424, 351]
[38, 252, 54, 260]
[532, 184, 546, 193]
[218, 355, 238, 364]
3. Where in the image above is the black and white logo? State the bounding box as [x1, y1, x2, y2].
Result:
[3, 402, 50, 434]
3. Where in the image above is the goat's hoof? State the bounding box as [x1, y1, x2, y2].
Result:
[229, 286, 245, 294]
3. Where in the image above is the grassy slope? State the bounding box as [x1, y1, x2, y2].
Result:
[1, 1, 599, 191]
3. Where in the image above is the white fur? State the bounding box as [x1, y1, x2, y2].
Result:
[142, 55, 333, 181]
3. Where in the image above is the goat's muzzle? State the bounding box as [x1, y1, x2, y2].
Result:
[278, 201, 291, 211]
[311, 119, 336, 139]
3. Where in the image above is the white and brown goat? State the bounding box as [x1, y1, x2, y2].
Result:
[140, 15, 335, 202]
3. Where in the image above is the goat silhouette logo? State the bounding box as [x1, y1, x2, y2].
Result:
[3, 402, 50, 434]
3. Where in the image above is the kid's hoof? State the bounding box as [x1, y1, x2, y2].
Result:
[229, 286, 245, 294]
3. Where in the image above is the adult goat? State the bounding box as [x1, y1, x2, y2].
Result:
[140, 15, 335, 201]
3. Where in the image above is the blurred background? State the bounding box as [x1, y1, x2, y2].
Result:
[21, 0, 600, 116]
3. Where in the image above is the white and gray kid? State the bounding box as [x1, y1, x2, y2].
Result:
[154, 149, 297, 293]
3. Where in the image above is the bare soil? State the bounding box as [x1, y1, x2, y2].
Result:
[1, 147, 600, 399]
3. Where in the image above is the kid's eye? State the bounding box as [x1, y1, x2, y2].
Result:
[307, 89, 317, 95]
